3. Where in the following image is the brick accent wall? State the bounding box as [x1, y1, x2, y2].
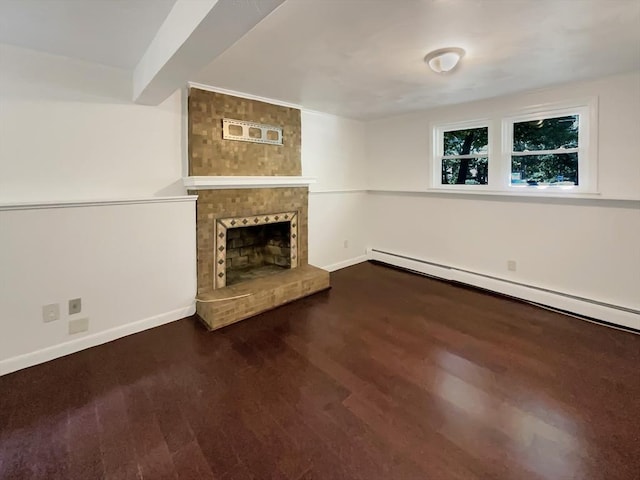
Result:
[188, 89, 327, 330]
[188, 88, 301, 176]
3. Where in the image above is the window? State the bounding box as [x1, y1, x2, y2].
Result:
[434, 122, 489, 187]
[431, 99, 596, 194]
[503, 103, 592, 191]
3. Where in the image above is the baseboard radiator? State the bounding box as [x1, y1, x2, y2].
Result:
[367, 248, 640, 333]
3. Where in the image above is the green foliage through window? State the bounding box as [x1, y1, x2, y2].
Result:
[442, 158, 488, 185]
[441, 127, 488, 185]
[511, 153, 578, 186]
[443, 127, 488, 155]
[513, 115, 578, 152]
[511, 114, 580, 186]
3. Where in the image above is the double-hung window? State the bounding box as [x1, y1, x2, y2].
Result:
[503, 103, 592, 191]
[434, 121, 489, 187]
[431, 99, 596, 194]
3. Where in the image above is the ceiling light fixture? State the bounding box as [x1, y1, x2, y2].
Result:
[424, 47, 465, 74]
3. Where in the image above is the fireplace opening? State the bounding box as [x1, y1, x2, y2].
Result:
[225, 221, 291, 285]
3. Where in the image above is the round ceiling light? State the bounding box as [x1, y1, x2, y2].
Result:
[424, 47, 465, 74]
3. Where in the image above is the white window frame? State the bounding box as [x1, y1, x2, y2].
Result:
[428, 98, 598, 196]
[501, 98, 597, 193]
[431, 118, 492, 191]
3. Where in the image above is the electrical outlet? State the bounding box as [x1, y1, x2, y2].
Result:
[343, 240, 349, 249]
[42, 304, 60, 323]
[68, 298, 81, 315]
[68, 317, 89, 335]
[507, 260, 517, 272]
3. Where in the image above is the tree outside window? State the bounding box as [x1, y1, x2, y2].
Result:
[440, 126, 488, 185]
[431, 99, 594, 193]
[511, 115, 579, 186]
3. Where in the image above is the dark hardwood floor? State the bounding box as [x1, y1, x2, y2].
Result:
[1, 262, 639, 480]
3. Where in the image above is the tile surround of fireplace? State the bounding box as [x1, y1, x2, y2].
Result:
[216, 211, 298, 288]
[188, 87, 330, 330]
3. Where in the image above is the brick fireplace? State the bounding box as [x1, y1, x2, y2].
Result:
[187, 88, 329, 330]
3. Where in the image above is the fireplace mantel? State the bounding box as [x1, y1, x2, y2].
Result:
[183, 176, 316, 190]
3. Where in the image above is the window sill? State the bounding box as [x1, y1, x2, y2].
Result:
[368, 188, 639, 203]
[428, 187, 603, 199]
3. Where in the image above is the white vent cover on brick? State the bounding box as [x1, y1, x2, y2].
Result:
[222, 118, 283, 145]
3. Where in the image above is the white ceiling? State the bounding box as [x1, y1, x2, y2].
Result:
[193, 0, 640, 119]
[0, 0, 638, 117]
[0, 0, 176, 69]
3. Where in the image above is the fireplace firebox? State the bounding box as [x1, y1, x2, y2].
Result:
[225, 221, 291, 285]
[214, 211, 298, 289]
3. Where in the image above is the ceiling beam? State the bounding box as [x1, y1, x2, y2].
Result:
[133, 0, 284, 105]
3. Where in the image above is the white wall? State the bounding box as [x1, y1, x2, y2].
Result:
[302, 110, 368, 270]
[0, 44, 186, 201]
[0, 45, 196, 374]
[367, 73, 640, 197]
[0, 200, 197, 375]
[308, 191, 368, 270]
[365, 73, 640, 320]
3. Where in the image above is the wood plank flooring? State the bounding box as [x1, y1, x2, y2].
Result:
[1, 262, 638, 479]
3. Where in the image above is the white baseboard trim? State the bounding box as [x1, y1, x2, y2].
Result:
[321, 255, 368, 272]
[367, 248, 640, 332]
[0, 303, 196, 376]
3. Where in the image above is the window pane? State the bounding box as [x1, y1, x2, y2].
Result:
[442, 157, 488, 185]
[443, 127, 488, 155]
[511, 153, 578, 186]
[513, 115, 579, 152]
